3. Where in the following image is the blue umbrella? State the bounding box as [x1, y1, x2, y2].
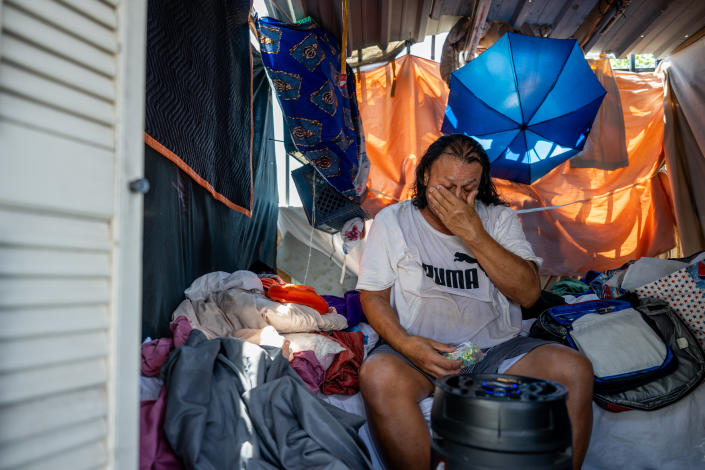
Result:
[442, 32, 606, 184]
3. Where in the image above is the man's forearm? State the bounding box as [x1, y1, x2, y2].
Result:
[461, 230, 540, 307]
[360, 290, 411, 351]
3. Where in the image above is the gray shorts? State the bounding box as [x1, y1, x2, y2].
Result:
[367, 335, 557, 384]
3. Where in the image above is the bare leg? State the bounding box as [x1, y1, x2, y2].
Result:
[506, 343, 594, 470]
[359, 353, 435, 470]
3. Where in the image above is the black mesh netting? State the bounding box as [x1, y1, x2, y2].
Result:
[145, 0, 252, 212]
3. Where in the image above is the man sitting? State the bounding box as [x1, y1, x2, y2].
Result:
[357, 134, 593, 470]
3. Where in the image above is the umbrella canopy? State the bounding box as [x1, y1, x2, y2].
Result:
[442, 32, 606, 184]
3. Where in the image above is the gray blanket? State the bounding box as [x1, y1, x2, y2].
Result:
[162, 330, 371, 469]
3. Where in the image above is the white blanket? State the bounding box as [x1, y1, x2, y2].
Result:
[322, 383, 705, 470]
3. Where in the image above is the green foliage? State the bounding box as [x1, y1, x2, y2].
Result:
[610, 54, 656, 71]
[635, 54, 656, 69]
[610, 57, 630, 69]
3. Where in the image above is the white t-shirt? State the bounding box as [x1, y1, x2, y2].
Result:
[356, 200, 543, 348]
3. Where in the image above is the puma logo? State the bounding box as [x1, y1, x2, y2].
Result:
[423, 263, 479, 289]
[454, 252, 487, 276]
[454, 252, 478, 264]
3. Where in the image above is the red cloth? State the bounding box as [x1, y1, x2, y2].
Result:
[260, 278, 329, 314]
[259, 277, 283, 289]
[319, 331, 364, 395]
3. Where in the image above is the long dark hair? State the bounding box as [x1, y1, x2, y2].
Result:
[412, 134, 506, 209]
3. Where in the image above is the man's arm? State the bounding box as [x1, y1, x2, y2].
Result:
[427, 186, 540, 308]
[460, 231, 540, 307]
[360, 288, 462, 378]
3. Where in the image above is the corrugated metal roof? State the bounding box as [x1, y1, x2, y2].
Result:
[585, 0, 705, 58]
[261, 0, 705, 58]
[263, 0, 461, 50]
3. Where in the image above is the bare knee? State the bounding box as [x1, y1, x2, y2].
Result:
[359, 354, 431, 410]
[360, 355, 402, 403]
[573, 353, 594, 384]
[513, 345, 594, 396]
[554, 350, 594, 398]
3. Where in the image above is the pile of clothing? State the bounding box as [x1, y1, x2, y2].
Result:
[139, 270, 374, 469]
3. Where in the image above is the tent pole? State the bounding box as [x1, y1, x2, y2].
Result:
[286, 154, 290, 206]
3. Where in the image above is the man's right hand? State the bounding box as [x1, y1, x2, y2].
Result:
[399, 335, 463, 379]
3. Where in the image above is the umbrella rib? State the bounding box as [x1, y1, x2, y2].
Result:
[453, 76, 522, 127]
[527, 95, 606, 146]
[472, 129, 521, 138]
[522, 130, 530, 165]
[508, 34, 527, 125]
[524, 44, 578, 125]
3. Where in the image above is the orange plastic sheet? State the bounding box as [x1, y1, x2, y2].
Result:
[569, 59, 629, 170]
[356, 55, 676, 275]
[356, 55, 449, 215]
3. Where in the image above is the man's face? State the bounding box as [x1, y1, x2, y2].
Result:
[425, 153, 483, 203]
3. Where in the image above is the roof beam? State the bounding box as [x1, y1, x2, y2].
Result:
[431, 0, 477, 20]
[463, 0, 492, 60]
[415, 0, 434, 43]
[653, 3, 705, 57]
[511, 0, 533, 29]
[670, 23, 705, 56]
[573, 0, 618, 48]
[611, 0, 667, 57]
[379, 0, 392, 49]
[551, 0, 579, 38]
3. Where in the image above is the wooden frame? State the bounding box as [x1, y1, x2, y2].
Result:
[108, 0, 147, 468]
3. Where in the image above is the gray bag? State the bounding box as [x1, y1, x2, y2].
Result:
[593, 298, 705, 412]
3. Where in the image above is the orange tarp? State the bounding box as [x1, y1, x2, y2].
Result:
[356, 55, 676, 275]
[357, 55, 449, 215]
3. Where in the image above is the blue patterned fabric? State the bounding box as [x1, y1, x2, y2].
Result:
[257, 16, 366, 199]
[687, 260, 705, 290]
[588, 260, 634, 299]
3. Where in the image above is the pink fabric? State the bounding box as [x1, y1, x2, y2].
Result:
[171, 315, 192, 347]
[290, 350, 325, 394]
[141, 316, 193, 376]
[140, 387, 184, 470]
[141, 339, 174, 377]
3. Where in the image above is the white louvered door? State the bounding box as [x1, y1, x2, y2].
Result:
[0, 1, 146, 469]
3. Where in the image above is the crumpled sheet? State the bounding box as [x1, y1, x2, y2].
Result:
[173, 270, 348, 337]
[660, 37, 705, 255]
[161, 330, 371, 469]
